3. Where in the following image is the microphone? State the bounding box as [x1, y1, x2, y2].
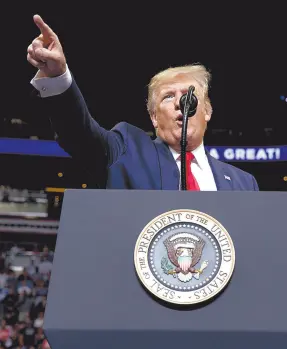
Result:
[179, 86, 198, 191]
[179, 86, 198, 117]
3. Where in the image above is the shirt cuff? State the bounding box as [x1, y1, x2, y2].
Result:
[30, 65, 72, 98]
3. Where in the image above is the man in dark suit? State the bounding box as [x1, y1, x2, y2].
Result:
[27, 15, 259, 191]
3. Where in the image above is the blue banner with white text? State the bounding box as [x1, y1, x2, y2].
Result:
[205, 146, 287, 162]
[0, 138, 286, 162]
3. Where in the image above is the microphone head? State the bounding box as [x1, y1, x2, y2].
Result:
[179, 86, 198, 117]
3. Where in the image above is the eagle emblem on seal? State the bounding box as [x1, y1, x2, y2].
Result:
[161, 232, 209, 282]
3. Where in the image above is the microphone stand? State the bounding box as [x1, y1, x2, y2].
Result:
[180, 86, 196, 191]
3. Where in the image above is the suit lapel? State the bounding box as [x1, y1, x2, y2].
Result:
[153, 138, 180, 190]
[206, 152, 233, 190]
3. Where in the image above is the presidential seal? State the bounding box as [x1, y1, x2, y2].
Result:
[134, 209, 235, 305]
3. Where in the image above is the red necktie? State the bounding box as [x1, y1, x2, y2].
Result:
[184, 153, 200, 191]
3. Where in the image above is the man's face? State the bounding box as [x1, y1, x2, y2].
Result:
[150, 75, 211, 152]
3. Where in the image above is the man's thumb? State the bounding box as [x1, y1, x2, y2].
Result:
[34, 47, 55, 62]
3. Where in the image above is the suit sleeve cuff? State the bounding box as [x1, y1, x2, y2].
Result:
[30, 65, 72, 98]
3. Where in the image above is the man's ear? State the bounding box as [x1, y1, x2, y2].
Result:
[150, 112, 158, 128]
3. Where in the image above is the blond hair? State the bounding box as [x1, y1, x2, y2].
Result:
[147, 64, 212, 117]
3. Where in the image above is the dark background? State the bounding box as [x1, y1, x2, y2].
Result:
[2, 6, 287, 133]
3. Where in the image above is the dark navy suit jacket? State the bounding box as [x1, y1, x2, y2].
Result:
[39, 79, 259, 191]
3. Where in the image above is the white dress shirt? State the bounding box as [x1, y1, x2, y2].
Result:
[169, 144, 217, 191]
[31, 66, 72, 97]
[31, 68, 218, 191]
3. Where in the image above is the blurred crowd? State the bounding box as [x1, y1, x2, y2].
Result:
[0, 246, 53, 349]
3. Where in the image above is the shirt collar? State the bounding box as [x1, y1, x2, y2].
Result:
[169, 142, 207, 170]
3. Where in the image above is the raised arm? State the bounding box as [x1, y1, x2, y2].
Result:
[27, 15, 125, 179]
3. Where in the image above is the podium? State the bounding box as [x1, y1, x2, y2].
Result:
[43, 190, 287, 349]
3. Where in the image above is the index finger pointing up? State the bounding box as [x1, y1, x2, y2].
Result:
[33, 14, 56, 39]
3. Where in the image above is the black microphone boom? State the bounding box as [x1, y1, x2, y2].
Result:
[179, 86, 198, 191]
